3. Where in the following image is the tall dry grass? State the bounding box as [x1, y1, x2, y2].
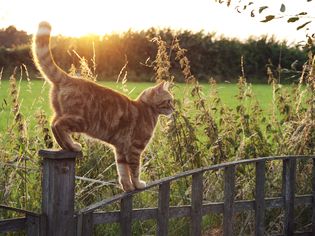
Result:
[0, 37, 314, 235]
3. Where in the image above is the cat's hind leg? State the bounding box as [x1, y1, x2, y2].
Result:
[115, 150, 135, 192]
[129, 162, 146, 189]
[52, 115, 85, 152]
[127, 153, 146, 189]
[116, 162, 135, 192]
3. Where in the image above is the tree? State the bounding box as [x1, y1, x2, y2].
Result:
[0, 26, 29, 48]
[214, 0, 315, 47]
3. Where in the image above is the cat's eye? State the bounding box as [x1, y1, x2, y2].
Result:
[165, 100, 172, 105]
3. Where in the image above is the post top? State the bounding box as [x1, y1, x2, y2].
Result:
[38, 149, 83, 159]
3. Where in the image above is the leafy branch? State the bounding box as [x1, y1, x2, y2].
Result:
[214, 1, 315, 36]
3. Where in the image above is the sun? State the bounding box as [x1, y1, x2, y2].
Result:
[1, 0, 314, 42]
[1, 0, 140, 37]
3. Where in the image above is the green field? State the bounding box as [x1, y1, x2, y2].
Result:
[0, 79, 276, 131]
[0, 77, 313, 235]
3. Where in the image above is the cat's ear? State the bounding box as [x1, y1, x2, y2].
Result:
[155, 81, 166, 93]
[156, 81, 170, 93]
[163, 81, 170, 91]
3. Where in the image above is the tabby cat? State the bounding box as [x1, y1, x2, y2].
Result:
[32, 21, 174, 191]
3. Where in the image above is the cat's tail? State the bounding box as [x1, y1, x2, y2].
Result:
[32, 21, 68, 84]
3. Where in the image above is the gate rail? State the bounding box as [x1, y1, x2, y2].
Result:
[0, 204, 42, 235]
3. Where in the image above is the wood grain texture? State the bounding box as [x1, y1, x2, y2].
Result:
[255, 160, 266, 236]
[0, 218, 26, 233]
[223, 165, 235, 236]
[191, 172, 203, 236]
[312, 158, 315, 234]
[38, 149, 82, 159]
[120, 195, 133, 236]
[157, 182, 170, 236]
[77, 213, 93, 236]
[283, 158, 296, 236]
[26, 214, 41, 236]
[80, 156, 314, 214]
[83, 195, 312, 225]
[41, 150, 78, 236]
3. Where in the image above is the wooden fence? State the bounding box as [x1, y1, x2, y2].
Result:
[0, 150, 315, 235]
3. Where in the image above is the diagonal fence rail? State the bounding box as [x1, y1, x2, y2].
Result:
[1, 150, 315, 236]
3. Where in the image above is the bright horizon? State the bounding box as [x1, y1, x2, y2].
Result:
[0, 0, 314, 43]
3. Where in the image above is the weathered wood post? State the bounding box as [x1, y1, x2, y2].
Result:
[39, 150, 82, 236]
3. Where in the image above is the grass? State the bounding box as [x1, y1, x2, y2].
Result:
[0, 37, 313, 235]
[0, 79, 278, 132]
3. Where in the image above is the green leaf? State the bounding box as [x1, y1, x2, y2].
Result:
[259, 6, 268, 14]
[307, 36, 313, 45]
[296, 21, 311, 30]
[251, 10, 255, 17]
[298, 12, 308, 15]
[280, 3, 286, 12]
[287, 17, 299, 23]
[261, 15, 275, 23]
[235, 5, 244, 13]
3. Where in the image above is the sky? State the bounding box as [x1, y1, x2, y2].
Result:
[0, 0, 314, 43]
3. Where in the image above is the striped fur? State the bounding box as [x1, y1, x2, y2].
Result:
[32, 21, 174, 191]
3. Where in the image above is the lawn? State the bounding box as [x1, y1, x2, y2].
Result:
[0, 79, 276, 131]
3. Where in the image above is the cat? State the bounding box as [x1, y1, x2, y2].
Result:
[32, 21, 174, 192]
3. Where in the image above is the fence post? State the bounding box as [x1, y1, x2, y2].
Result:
[223, 165, 235, 236]
[120, 195, 133, 236]
[157, 182, 170, 236]
[312, 158, 315, 234]
[282, 158, 296, 236]
[191, 172, 203, 236]
[39, 149, 82, 236]
[255, 160, 266, 236]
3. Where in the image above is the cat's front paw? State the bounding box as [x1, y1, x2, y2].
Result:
[134, 180, 146, 189]
[120, 179, 135, 192]
[71, 142, 82, 152]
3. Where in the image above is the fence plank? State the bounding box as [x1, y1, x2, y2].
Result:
[79, 156, 314, 214]
[91, 194, 313, 225]
[191, 172, 203, 236]
[26, 214, 40, 236]
[157, 182, 170, 236]
[283, 158, 296, 236]
[312, 158, 315, 234]
[223, 165, 235, 236]
[77, 213, 93, 236]
[255, 160, 266, 236]
[120, 195, 133, 236]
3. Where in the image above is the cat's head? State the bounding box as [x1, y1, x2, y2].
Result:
[138, 81, 174, 116]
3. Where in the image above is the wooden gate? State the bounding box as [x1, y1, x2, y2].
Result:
[1, 150, 314, 235]
[77, 155, 315, 236]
